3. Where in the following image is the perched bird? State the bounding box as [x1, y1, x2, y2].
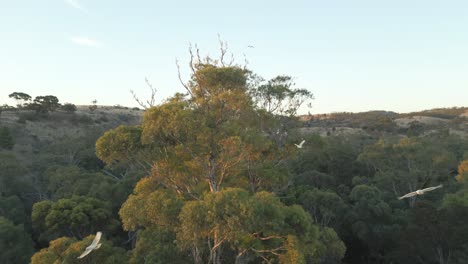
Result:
[77, 231, 102, 259]
[295, 140, 306, 149]
[398, 185, 443, 200]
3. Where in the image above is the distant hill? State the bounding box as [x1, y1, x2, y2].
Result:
[2, 105, 467, 163]
[0, 105, 143, 165]
[298, 107, 468, 138]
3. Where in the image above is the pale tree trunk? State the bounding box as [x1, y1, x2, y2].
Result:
[436, 246, 451, 264]
[208, 155, 218, 193]
[191, 244, 203, 264]
[209, 230, 224, 264]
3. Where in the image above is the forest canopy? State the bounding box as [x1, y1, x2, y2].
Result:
[0, 47, 467, 264]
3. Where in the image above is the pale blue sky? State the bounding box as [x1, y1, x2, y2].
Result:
[1, 0, 467, 114]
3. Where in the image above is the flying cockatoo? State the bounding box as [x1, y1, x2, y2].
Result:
[295, 140, 306, 149]
[398, 185, 443, 200]
[77, 231, 102, 259]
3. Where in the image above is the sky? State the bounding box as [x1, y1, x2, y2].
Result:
[1, 0, 467, 114]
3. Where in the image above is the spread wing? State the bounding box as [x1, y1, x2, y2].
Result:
[90, 232, 102, 247]
[77, 232, 102, 259]
[420, 184, 443, 193]
[398, 191, 417, 200]
[77, 247, 93, 259]
[295, 140, 305, 148]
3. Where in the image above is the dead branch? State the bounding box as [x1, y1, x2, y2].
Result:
[176, 59, 194, 97]
[218, 34, 227, 66]
[130, 77, 157, 109]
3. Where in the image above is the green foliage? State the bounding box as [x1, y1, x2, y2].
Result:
[314, 227, 347, 264]
[0, 153, 30, 197]
[31, 234, 128, 264]
[33, 95, 61, 113]
[133, 64, 271, 196]
[0, 217, 34, 264]
[291, 135, 365, 188]
[101, 57, 344, 263]
[287, 187, 347, 229]
[251, 75, 313, 116]
[1, 49, 465, 263]
[358, 137, 459, 206]
[32, 196, 117, 240]
[69, 113, 94, 124]
[0, 195, 26, 224]
[44, 165, 114, 201]
[17, 111, 48, 123]
[8, 92, 31, 107]
[130, 227, 190, 264]
[96, 125, 143, 165]
[177, 188, 329, 263]
[60, 103, 77, 113]
[120, 187, 184, 232]
[348, 184, 403, 262]
[393, 196, 468, 264]
[0, 126, 14, 149]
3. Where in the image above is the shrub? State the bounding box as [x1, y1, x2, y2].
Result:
[89, 104, 98, 112]
[70, 114, 94, 125]
[0, 127, 14, 150]
[17, 112, 48, 123]
[60, 103, 77, 113]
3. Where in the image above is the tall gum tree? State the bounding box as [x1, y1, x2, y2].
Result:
[97, 47, 339, 263]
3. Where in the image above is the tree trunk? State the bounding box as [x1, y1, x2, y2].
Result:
[191, 244, 203, 264]
[208, 155, 218, 193]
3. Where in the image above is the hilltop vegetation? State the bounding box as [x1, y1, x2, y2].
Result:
[1, 55, 467, 263]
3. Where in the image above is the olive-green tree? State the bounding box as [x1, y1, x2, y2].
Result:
[32, 196, 118, 240]
[8, 92, 31, 107]
[31, 233, 128, 264]
[0, 127, 14, 150]
[102, 47, 341, 263]
[358, 137, 457, 207]
[0, 217, 34, 264]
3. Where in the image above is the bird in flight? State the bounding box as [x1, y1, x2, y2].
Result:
[398, 185, 443, 200]
[295, 140, 306, 148]
[77, 231, 102, 259]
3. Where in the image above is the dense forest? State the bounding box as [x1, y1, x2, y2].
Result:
[1, 53, 468, 264]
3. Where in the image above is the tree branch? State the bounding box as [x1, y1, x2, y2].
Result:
[176, 59, 194, 98]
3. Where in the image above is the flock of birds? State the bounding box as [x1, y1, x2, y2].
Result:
[74, 140, 444, 260]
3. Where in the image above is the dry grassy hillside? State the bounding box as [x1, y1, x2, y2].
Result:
[298, 107, 468, 138]
[0, 105, 143, 164]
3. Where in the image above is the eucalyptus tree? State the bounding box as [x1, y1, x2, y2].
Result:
[8, 92, 31, 107]
[32, 196, 117, 241]
[31, 234, 128, 264]
[358, 137, 457, 207]
[97, 46, 340, 263]
[0, 217, 34, 264]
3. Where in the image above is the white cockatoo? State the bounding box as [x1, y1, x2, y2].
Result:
[77, 232, 102, 259]
[295, 140, 306, 149]
[398, 185, 443, 200]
